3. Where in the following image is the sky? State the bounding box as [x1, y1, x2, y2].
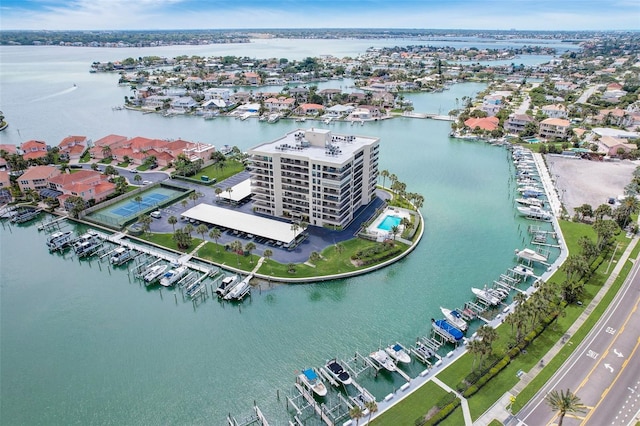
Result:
[1, 0, 638, 31]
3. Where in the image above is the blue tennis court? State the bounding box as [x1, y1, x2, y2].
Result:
[111, 193, 169, 217]
[86, 185, 187, 228]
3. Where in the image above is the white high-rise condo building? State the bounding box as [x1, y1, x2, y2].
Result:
[248, 128, 380, 227]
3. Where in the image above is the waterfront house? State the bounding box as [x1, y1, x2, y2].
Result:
[299, 103, 324, 116]
[231, 92, 252, 104]
[289, 87, 309, 103]
[325, 105, 354, 118]
[18, 165, 60, 192]
[481, 94, 504, 116]
[142, 95, 172, 111]
[597, 135, 637, 157]
[318, 89, 343, 102]
[0, 144, 18, 170]
[248, 128, 379, 228]
[464, 116, 500, 132]
[594, 108, 627, 127]
[170, 97, 198, 112]
[0, 170, 10, 189]
[49, 170, 115, 204]
[539, 118, 571, 140]
[264, 97, 296, 113]
[19, 140, 48, 161]
[349, 108, 372, 120]
[541, 104, 569, 119]
[244, 72, 261, 85]
[204, 88, 232, 102]
[505, 114, 534, 135]
[89, 134, 128, 160]
[58, 135, 88, 161]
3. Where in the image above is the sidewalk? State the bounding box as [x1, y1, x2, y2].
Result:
[473, 236, 638, 425]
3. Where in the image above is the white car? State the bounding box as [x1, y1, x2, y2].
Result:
[142, 180, 152, 185]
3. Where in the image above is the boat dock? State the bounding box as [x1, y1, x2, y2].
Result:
[38, 215, 69, 232]
[92, 231, 218, 276]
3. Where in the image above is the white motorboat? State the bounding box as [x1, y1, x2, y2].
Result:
[143, 264, 167, 283]
[216, 275, 238, 297]
[72, 230, 100, 253]
[46, 231, 74, 251]
[267, 113, 280, 123]
[110, 247, 135, 265]
[511, 264, 535, 279]
[517, 205, 552, 221]
[515, 248, 548, 264]
[471, 287, 501, 306]
[516, 197, 544, 207]
[159, 265, 188, 287]
[224, 275, 251, 301]
[385, 343, 411, 364]
[518, 185, 544, 194]
[325, 359, 352, 385]
[440, 307, 468, 331]
[432, 318, 464, 342]
[298, 368, 327, 397]
[369, 349, 397, 372]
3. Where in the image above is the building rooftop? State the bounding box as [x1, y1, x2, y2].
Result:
[250, 128, 379, 165]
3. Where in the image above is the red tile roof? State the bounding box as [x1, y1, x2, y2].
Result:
[93, 134, 128, 147]
[464, 116, 500, 131]
[19, 165, 60, 181]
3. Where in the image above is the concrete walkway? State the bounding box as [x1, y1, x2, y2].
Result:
[432, 377, 473, 425]
[473, 236, 639, 425]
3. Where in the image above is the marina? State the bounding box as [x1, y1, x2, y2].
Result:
[0, 41, 566, 424]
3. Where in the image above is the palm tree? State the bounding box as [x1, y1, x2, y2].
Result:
[230, 240, 243, 265]
[101, 145, 112, 160]
[349, 405, 364, 425]
[134, 195, 143, 213]
[380, 169, 389, 188]
[389, 173, 398, 194]
[214, 187, 223, 202]
[544, 389, 586, 426]
[196, 224, 208, 241]
[184, 223, 194, 237]
[335, 243, 345, 256]
[133, 174, 142, 185]
[562, 254, 590, 284]
[168, 215, 178, 232]
[309, 251, 321, 264]
[477, 325, 498, 351]
[291, 222, 300, 239]
[181, 199, 188, 209]
[226, 187, 233, 203]
[209, 228, 222, 252]
[263, 249, 273, 265]
[245, 242, 256, 263]
[390, 224, 400, 240]
[189, 191, 200, 206]
[364, 400, 378, 424]
[467, 339, 486, 371]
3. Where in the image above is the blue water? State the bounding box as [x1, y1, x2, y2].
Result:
[378, 215, 402, 231]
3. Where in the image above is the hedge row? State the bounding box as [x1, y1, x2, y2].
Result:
[415, 398, 461, 426]
[356, 248, 402, 266]
[462, 310, 559, 398]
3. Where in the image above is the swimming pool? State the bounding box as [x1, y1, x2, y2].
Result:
[377, 215, 402, 231]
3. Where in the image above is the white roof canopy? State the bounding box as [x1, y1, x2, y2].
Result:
[182, 203, 302, 244]
[218, 179, 252, 202]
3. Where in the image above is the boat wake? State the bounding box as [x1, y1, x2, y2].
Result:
[31, 85, 78, 102]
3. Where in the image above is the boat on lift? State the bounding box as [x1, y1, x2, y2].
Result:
[385, 343, 411, 364]
[517, 205, 553, 221]
[143, 264, 167, 284]
[159, 265, 188, 287]
[440, 307, 468, 332]
[431, 318, 464, 342]
[471, 287, 502, 306]
[369, 349, 397, 372]
[325, 359, 352, 385]
[515, 248, 548, 264]
[46, 231, 74, 252]
[298, 368, 327, 397]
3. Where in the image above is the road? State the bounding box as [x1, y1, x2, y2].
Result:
[576, 85, 601, 105]
[75, 163, 169, 185]
[515, 255, 640, 426]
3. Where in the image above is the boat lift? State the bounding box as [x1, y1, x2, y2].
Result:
[431, 322, 461, 345]
[291, 382, 335, 426]
[38, 216, 68, 232]
[227, 404, 270, 426]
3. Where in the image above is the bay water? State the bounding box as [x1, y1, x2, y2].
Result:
[0, 39, 554, 424]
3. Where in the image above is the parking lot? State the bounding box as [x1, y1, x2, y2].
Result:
[547, 155, 638, 216]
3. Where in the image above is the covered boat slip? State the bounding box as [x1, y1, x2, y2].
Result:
[182, 203, 304, 244]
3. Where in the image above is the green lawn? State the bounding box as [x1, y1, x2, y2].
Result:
[372, 381, 449, 425]
[136, 163, 150, 171]
[256, 239, 410, 278]
[197, 242, 261, 270]
[192, 159, 245, 183]
[137, 233, 203, 253]
[79, 150, 91, 163]
[196, 238, 410, 277]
